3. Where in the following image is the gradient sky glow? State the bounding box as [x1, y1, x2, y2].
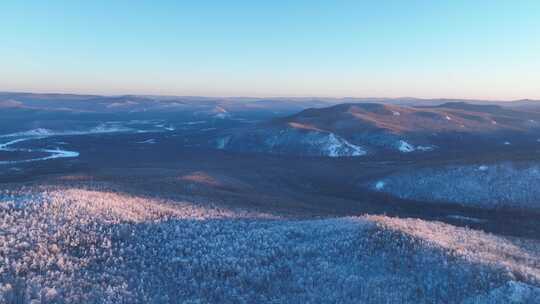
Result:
[1, 1, 539, 99]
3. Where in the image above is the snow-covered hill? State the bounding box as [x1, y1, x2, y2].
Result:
[217, 128, 366, 157]
[372, 162, 540, 210]
[1, 183, 538, 303]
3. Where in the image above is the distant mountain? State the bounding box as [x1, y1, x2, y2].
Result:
[1, 91, 539, 114]
[0, 92, 336, 115]
[215, 102, 540, 157]
[3, 92, 540, 154]
[284, 102, 539, 134]
[0, 92, 338, 134]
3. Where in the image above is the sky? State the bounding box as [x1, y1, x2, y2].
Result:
[1, 1, 539, 100]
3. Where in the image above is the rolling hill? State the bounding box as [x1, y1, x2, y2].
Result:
[216, 102, 540, 157]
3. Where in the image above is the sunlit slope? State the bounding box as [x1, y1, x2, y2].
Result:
[1, 184, 538, 303]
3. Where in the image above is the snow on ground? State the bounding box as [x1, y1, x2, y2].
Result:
[213, 106, 230, 119]
[154, 123, 173, 131]
[288, 131, 367, 157]
[398, 140, 415, 153]
[323, 133, 366, 157]
[136, 139, 156, 144]
[183, 121, 207, 125]
[88, 123, 134, 134]
[224, 129, 367, 157]
[214, 113, 230, 119]
[216, 136, 231, 149]
[416, 145, 434, 152]
[0, 183, 538, 303]
[396, 140, 435, 153]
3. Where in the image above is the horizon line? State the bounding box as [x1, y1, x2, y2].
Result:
[2, 90, 538, 103]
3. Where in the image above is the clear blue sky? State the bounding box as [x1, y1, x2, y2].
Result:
[1, 1, 539, 99]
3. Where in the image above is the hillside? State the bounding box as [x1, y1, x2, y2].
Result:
[216, 102, 540, 157]
[1, 182, 538, 303]
[371, 161, 540, 210]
